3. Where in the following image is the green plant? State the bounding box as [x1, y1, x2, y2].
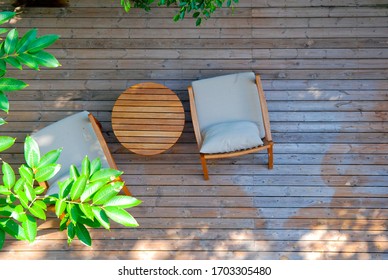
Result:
[121, 0, 240, 26]
[0, 11, 141, 249]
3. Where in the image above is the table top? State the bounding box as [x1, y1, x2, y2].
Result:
[111, 82, 185, 156]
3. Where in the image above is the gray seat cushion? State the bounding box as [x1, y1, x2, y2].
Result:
[192, 72, 266, 139]
[200, 120, 263, 154]
[31, 111, 110, 195]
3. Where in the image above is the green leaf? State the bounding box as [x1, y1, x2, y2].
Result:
[90, 158, 101, 175]
[0, 136, 15, 152]
[0, 205, 13, 216]
[80, 180, 105, 202]
[67, 222, 75, 244]
[16, 190, 29, 209]
[27, 34, 60, 53]
[58, 178, 73, 199]
[173, 14, 180, 22]
[0, 77, 28, 91]
[34, 163, 61, 182]
[29, 203, 46, 220]
[24, 136, 40, 168]
[0, 197, 6, 205]
[103, 196, 142, 209]
[6, 194, 16, 204]
[104, 206, 139, 227]
[2, 162, 15, 189]
[59, 214, 69, 231]
[70, 175, 87, 201]
[69, 165, 80, 180]
[92, 181, 123, 205]
[30, 50, 61, 68]
[0, 218, 26, 240]
[55, 199, 66, 218]
[5, 56, 22, 70]
[91, 207, 110, 230]
[79, 203, 94, 220]
[0, 229, 4, 250]
[33, 200, 47, 211]
[0, 11, 15, 25]
[0, 91, 9, 113]
[75, 223, 91, 246]
[89, 168, 123, 183]
[24, 180, 36, 202]
[22, 215, 37, 243]
[11, 205, 27, 222]
[19, 165, 33, 183]
[18, 53, 39, 70]
[0, 118, 6, 126]
[0, 28, 8, 35]
[0, 60, 5, 74]
[120, 0, 131, 12]
[81, 156, 90, 178]
[0, 186, 11, 195]
[38, 148, 62, 168]
[16, 28, 37, 53]
[4, 28, 18, 54]
[68, 204, 81, 224]
[77, 216, 100, 228]
[34, 185, 46, 195]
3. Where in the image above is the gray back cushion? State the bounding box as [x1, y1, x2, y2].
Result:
[31, 111, 110, 187]
[191, 72, 266, 138]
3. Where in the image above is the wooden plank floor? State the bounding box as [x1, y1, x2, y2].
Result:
[0, 0, 387, 259]
[1, 124, 387, 260]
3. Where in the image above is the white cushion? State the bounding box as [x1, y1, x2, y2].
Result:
[200, 121, 263, 154]
[31, 111, 110, 195]
[192, 72, 266, 139]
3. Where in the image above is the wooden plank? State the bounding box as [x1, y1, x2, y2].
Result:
[3, 238, 388, 254]
[53, 38, 388, 49]
[0, 250, 386, 260]
[12, 16, 388, 29]
[54, 59, 388, 70]
[7, 89, 388, 102]
[132, 196, 388, 209]
[9, 69, 388, 81]
[252, 7, 388, 17]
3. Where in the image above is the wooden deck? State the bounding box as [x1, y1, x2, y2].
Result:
[0, 0, 387, 259]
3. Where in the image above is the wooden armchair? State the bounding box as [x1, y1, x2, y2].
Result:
[31, 111, 131, 196]
[188, 72, 274, 180]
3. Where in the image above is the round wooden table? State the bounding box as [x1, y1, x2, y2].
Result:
[111, 82, 185, 156]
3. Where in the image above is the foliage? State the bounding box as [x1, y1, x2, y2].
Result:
[0, 11, 60, 116]
[0, 11, 141, 249]
[0, 138, 141, 248]
[121, 0, 240, 26]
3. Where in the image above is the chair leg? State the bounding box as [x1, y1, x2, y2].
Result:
[122, 185, 132, 196]
[267, 144, 274, 169]
[200, 154, 209, 180]
[117, 177, 132, 196]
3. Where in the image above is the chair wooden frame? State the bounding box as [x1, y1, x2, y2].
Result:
[188, 74, 274, 180]
[39, 112, 131, 196]
[88, 113, 131, 196]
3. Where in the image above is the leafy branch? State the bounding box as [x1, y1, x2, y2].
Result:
[0, 11, 141, 249]
[121, 0, 240, 26]
[1, 137, 140, 248]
